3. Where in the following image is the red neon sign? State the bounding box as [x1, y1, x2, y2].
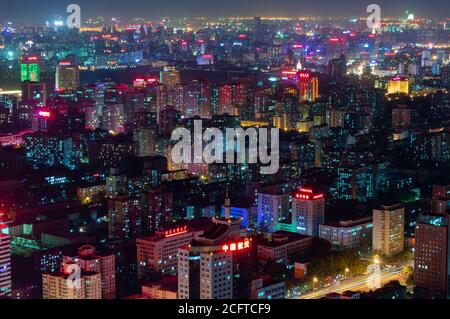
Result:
[299, 73, 310, 79]
[295, 188, 324, 200]
[27, 56, 39, 62]
[135, 76, 157, 85]
[329, 38, 339, 43]
[38, 111, 51, 118]
[222, 238, 251, 253]
[164, 225, 188, 238]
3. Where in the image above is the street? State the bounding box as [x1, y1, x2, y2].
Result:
[290, 265, 407, 299]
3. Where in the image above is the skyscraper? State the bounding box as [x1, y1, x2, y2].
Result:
[387, 76, 409, 95]
[20, 55, 40, 82]
[177, 214, 252, 300]
[142, 187, 174, 235]
[298, 71, 319, 103]
[292, 187, 325, 237]
[372, 204, 405, 256]
[257, 190, 292, 233]
[55, 61, 80, 92]
[414, 213, 450, 298]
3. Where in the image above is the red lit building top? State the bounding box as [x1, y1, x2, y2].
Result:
[293, 188, 324, 200]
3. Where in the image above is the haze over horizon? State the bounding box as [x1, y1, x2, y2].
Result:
[0, 0, 449, 23]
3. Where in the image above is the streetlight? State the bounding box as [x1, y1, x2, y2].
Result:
[345, 268, 350, 279]
[313, 277, 318, 291]
[374, 257, 380, 265]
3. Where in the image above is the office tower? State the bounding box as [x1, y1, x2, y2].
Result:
[136, 223, 207, 279]
[79, 101, 99, 130]
[156, 84, 168, 111]
[123, 91, 145, 133]
[292, 187, 325, 237]
[22, 81, 46, 105]
[168, 84, 187, 116]
[218, 84, 232, 115]
[134, 127, 156, 157]
[142, 187, 173, 235]
[372, 204, 405, 256]
[297, 71, 319, 103]
[326, 109, 345, 128]
[392, 106, 411, 131]
[83, 83, 105, 122]
[102, 103, 125, 133]
[178, 230, 252, 299]
[108, 195, 143, 239]
[422, 50, 432, 67]
[42, 267, 102, 299]
[20, 54, 40, 82]
[257, 190, 292, 233]
[158, 106, 181, 137]
[414, 213, 450, 298]
[254, 17, 262, 41]
[55, 60, 79, 92]
[387, 76, 409, 95]
[160, 68, 180, 89]
[62, 245, 116, 299]
[326, 37, 343, 63]
[0, 233, 11, 297]
[328, 54, 347, 83]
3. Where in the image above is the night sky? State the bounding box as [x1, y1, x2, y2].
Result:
[0, 0, 449, 22]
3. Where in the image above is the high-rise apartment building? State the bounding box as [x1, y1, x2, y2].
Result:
[42, 269, 102, 299]
[62, 245, 116, 299]
[372, 204, 405, 256]
[0, 233, 11, 297]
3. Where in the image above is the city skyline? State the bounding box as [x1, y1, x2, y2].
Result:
[1, 0, 450, 304]
[0, 0, 449, 23]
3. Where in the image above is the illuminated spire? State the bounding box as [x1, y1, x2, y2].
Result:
[296, 59, 303, 71]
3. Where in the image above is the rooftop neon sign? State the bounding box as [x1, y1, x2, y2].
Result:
[222, 238, 251, 253]
[164, 225, 188, 238]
